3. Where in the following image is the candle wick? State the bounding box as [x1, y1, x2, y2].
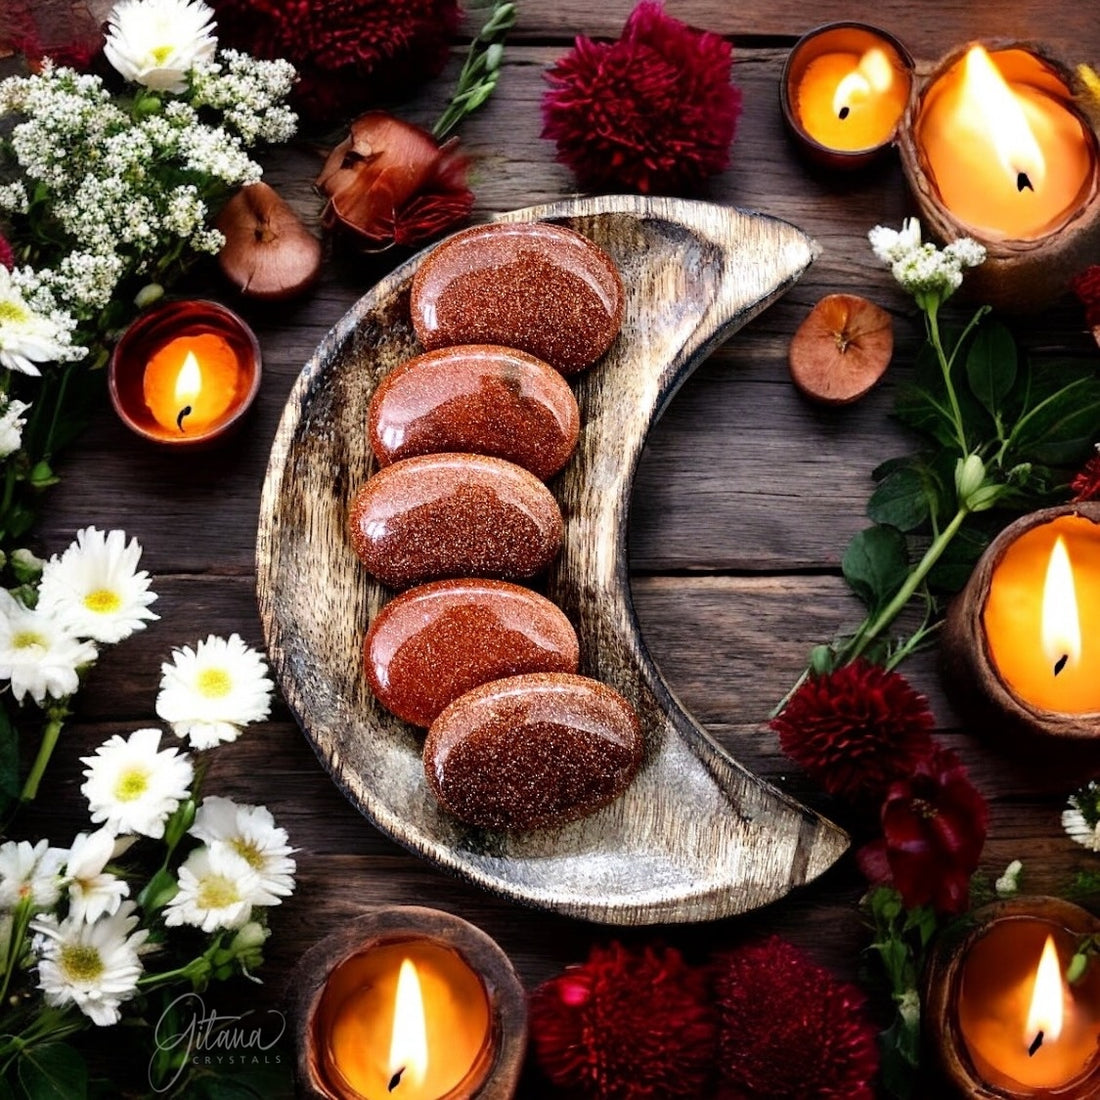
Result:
[838, 105, 850, 120]
[1054, 653, 1069, 676]
[1028, 1030, 1045, 1057]
[1017, 171, 1034, 192]
[176, 405, 192, 432]
[388, 1067, 405, 1092]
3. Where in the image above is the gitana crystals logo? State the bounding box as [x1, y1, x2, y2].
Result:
[150, 992, 286, 1093]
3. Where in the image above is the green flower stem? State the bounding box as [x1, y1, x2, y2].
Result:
[0, 900, 34, 1007]
[925, 301, 968, 456]
[19, 704, 70, 804]
[844, 505, 970, 665]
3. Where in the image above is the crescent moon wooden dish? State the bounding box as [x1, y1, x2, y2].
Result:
[256, 195, 849, 925]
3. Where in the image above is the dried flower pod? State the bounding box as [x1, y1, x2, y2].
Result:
[215, 183, 322, 301]
[316, 112, 474, 250]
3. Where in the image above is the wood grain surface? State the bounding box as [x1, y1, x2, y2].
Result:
[19, 3, 1100, 1096]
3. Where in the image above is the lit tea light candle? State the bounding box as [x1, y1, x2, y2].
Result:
[781, 23, 913, 168]
[108, 300, 261, 446]
[293, 908, 527, 1100]
[926, 899, 1100, 1098]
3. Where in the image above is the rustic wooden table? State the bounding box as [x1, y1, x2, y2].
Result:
[18, 1, 1100, 1095]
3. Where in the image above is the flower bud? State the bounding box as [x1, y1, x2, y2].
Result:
[954, 454, 987, 507]
[134, 283, 164, 310]
[11, 547, 42, 583]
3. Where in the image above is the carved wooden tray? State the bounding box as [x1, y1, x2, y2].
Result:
[256, 195, 849, 925]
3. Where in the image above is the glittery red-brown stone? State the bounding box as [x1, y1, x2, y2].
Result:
[369, 345, 580, 480]
[410, 222, 624, 375]
[424, 672, 644, 830]
[349, 453, 563, 588]
[365, 578, 580, 726]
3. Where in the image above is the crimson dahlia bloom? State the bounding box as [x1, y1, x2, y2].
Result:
[529, 942, 716, 1099]
[1071, 452, 1100, 502]
[1071, 264, 1100, 329]
[771, 658, 935, 804]
[858, 748, 988, 914]
[0, 235, 12, 272]
[542, 1, 742, 194]
[712, 936, 879, 1100]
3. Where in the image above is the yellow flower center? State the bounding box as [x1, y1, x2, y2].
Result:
[114, 767, 150, 802]
[84, 588, 122, 614]
[197, 874, 240, 911]
[0, 301, 28, 325]
[196, 668, 232, 699]
[231, 838, 264, 870]
[151, 45, 174, 65]
[11, 630, 45, 650]
[60, 943, 104, 983]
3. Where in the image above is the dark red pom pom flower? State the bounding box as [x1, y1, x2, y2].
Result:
[1071, 452, 1100, 502]
[530, 942, 716, 1099]
[0, 234, 12, 272]
[857, 747, 988, 914]
[542, 1, 742, 194]
[713, 936, 879, 1099]
[210, 0, 460, 125]
[770, 658, 936, 803]
[1071, 264, 1100, 330]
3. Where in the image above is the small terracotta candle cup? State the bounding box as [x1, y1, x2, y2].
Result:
[108, 299, 261, 446]
[924, 897, 1100, 1097]
[898, 41, 1100, 311]
[292, 906, 527, 1100]
[941, 502, 1100, 749]
[780, 22, 914, 170]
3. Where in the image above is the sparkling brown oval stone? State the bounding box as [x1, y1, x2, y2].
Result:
[410, 223, 624, 375]
[349, 453, 563, 588]
[369, 345, 580, 480]
[365, 579, 580, 727]
[424, 673, 644, 830]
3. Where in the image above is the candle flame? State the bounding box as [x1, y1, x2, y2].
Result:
[1026, 934, 1065, 1045]
[832, 48, 894, 117]
[960, 45, 1046, 191]
[174, 351, 202, 405]
[388, 958, 428, 1089]
[1041, 535, 1081, 675]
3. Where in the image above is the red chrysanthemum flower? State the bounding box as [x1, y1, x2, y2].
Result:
[770, 658, 936, 803]
[857, 747, 988, 914]
[541, 1, 742, 194]
[209, 0, 460, 125]
[1071, 264, 1100, 330]
[712, 936, 879, 1100]
[529, 942, 716, 1099]
[1071, 452, 1100, 502]
[0, 235, 12, 272]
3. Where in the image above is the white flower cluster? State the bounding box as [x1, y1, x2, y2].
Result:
[868, 218, 986, 306]
[0, 266, 85, 376]
[0, 527, 157, 705]
[190, 50, 299, 146]
[0, 395, 30, 459]
[1064, 780, 1100, 851]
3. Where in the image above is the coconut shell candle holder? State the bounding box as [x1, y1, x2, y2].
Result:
[941, 503, 1100, 749]
[292, 907, 527, 1099]
[898, 41, 1100, 312]
[924, 897, 1100, 1097]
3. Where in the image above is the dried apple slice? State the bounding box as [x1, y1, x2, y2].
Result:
[788, 293, 894, 404]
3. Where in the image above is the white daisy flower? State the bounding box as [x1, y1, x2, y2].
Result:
[0, 590, 98, 705]
[1064, 780, 1100, 851]
[104, 0, 218, 95]
[0, 266, 82, 376]
[37, 527, 158, 644]
[33, 901, 148, 1025]
[0, 838, 66, 909]
[190, 796, 296, 900]
[81, 728, 193, 839]
[0, 396, 29, 459]
[156, 633, 274, 749]
[64, 828, 130, 924]
[163, 844, 277, 933]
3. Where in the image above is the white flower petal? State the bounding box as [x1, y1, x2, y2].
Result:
[104, 0, 218, 94]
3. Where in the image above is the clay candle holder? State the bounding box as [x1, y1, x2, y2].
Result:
[941, 502, 1100, 747]
[780, 22, 914, 170]
[924, 897, 1100, 1097]
[108, 299, 261, 446]
[292, 907, 527, 1100]
[899, 41, 1100, 311]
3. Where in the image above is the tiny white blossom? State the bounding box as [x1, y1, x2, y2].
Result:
[0, 265, 85, 376]
[64, 828, 130, 924]
[156, 633, 274, 749]
[0, 838, 66, 909]
[0, 396, 29, 458]
[1064, 781, 1100, 851]
[190, 796, 296, 900]
[944, 238, 987, 268]
[33, 901, 147, 1025]
[104, 0, 217, 94]
[163, 844, 277, 932]
[81, 728, 193, 839]
[868, 220, 985, 306]
[868, 217, 922, 264]
[37, 527, 158, 644]
[0, 590, 98, 704]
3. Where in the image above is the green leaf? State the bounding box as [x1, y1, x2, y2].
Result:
[879, 1015, 920, 1100]
[0, 699, 18, 819]
[868, 466, 930, 531]
[927, 521, 994, 594]
[1007, 375, 1100, 466]
[842, 525, 910, 614]
[17, 1044, 87, 1100]
[965, 320, 1016, 421]
[0, 1071, 15, 1100]
[894, 382, 959, 449]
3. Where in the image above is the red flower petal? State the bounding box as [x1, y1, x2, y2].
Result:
[1071, 264, 1100, 329]
[1071, 454, 1100, 502]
